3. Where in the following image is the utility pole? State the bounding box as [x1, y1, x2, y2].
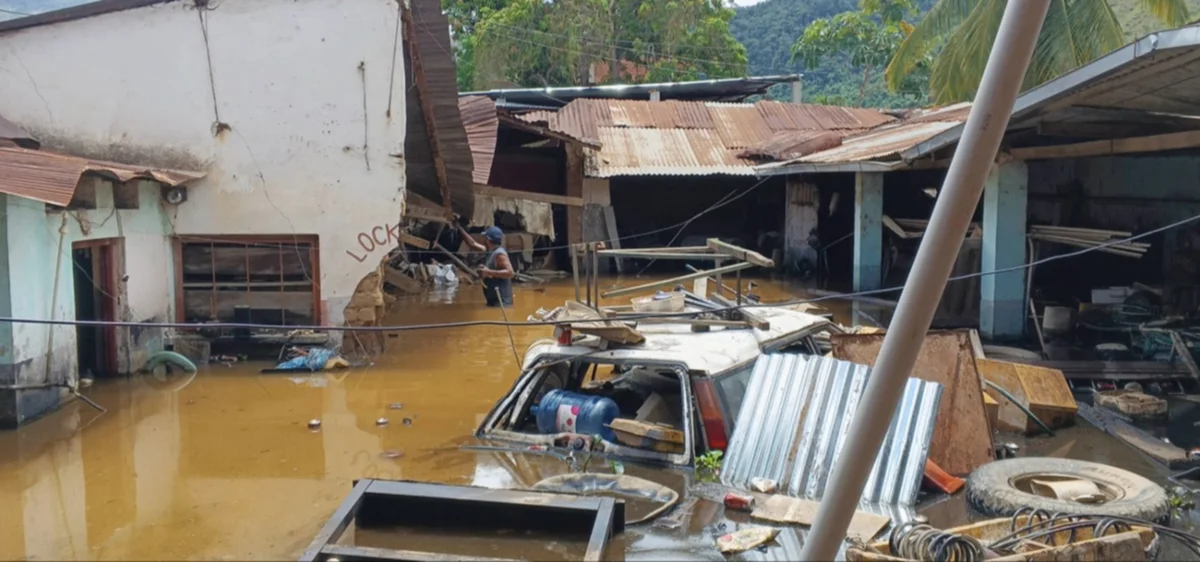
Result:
[797, 1, 1051, 559]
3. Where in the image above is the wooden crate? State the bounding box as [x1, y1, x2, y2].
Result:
[977, 358, 1077, 435]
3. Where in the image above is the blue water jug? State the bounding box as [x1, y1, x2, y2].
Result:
[531, 390, 620, 442]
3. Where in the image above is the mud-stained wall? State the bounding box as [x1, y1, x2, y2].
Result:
[0, 179, 175, 426]
[0, 0, 408, 329]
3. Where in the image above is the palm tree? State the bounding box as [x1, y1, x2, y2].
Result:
[885, 0, 1191, 104]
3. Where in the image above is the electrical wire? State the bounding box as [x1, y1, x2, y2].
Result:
[3, 208, 1198, 333]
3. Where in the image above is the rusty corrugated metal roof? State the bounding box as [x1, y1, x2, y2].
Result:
[403, 0, 475, 218]
[590, 127, 754, 177]
[739, 130, 847, 161]
[0, 147, 203, 206]
[797, 121, 963, 164]
[0, 113, 38, 149]
[520, 99, 896, 176]
[459, 96, 498, 185]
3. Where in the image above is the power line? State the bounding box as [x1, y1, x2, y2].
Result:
[3, 209, 1196, 332]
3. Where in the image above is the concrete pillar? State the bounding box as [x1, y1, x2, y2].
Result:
[784, 178, 819, 272]
[791, 77, 803, 103]
[853, 172, 883, 291]
[0, 194, 16, 428]
[565, 144, 584, 245]
[981, 161, 1028, 340]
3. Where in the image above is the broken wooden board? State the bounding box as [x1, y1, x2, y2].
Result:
[383, 266, 424, 295]
[706, 238, 774, 268]
[561, 301, 646, 345]
[1094, 390, 1168, 421]
[831, 331, 994, 476]
[751, 495, 889, 544]
[1078, 403, 1198, 469]
[977, 358, 1077, 435]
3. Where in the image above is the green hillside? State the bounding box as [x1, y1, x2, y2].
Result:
[731, 0, 1200, 108]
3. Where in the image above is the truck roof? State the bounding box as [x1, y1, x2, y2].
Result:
[521, 306, 833, 375]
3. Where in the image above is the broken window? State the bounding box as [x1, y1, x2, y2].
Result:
[479, 359, 694, 466]
[177, 236, 319, 326]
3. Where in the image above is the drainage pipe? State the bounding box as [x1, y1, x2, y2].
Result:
[798, 2, 1050, 559]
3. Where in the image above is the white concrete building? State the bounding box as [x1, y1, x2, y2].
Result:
[0, 0, 472, 426]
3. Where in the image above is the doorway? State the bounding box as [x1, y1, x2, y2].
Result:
[72, 239, 119, 377]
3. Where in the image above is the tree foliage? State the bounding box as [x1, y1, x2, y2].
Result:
[729, 0, 935, 108]
[887, 0, 1193, 104]
[444, 0, 748, 91]
[791, 0, 930, 107]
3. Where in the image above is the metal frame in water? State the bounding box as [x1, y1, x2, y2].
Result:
[300, 479, 625, 562]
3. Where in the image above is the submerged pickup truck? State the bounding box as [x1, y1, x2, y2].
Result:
[476, 306, 839, 468]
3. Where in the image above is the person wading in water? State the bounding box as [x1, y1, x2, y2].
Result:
[463, 226, 514, 307]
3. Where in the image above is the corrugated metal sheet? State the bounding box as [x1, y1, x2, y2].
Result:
[721, 354, 942, 506]
[404, 0, 475, 218]
[707, 103, 775, 149]
[797, 121, 962, 164]
[904, 102, 972, 124]
[459, 96, 499, 185]
[739, 130, 846, 161]
[591, 127, 754, 177]
[0, 147, 203, 206]
[517, 98, 898, 175]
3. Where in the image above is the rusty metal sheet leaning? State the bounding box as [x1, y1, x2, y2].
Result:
[830, 330, 995, 476]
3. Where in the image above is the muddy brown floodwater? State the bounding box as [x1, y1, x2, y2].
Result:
[3, 275, 1196, 561]
[0, 275, 841, 560]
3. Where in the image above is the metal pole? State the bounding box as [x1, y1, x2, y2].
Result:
[798, 2, 1050, 559]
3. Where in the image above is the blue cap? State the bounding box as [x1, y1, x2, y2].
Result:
[483, 226, 504, 244]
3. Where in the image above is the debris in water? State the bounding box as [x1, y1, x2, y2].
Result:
[380, 450, 405, 459]
[716, 526, 778, 554]
[750, 477, 778, 494]
[307, 419, 322, 430]
[376, 417, 389, 426]
[402, 417, 413, 426]
[723, 492, 754, 512]
[389, 402, 403, 410]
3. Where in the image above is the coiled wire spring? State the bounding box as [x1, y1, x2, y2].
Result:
[888, 521, 986, 561]
[886, 508, 1200, 560]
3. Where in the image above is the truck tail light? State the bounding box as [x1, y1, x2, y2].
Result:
[692, 378, 728, 451]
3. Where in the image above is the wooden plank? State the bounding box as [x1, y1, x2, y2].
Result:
[634, 318, 751, 328]
[1028, 234, 1144, 258]
[710, 294, 770, 330]
[399, 232, 432, 250]
[474, 184, 584, 207]
[1077, 403, 1199, 469]
[1011, 129, 1200, 161]
[602, 206, 624, 273]
[752, 494, 889, 544]
[384, 266, 424, 294]
[597, 251, 731, 260]
[1030, 224, 1134, 238]
[571, 322, 645, 345]
[601, 262, 755, 298]
[831, 331, 994, 476]
[706, 239, 774, 268]
[882, 215, 910, 239]
[625, 246, 712, 253]
[433, 242, 480, 283]
[406, 203, 452, 224]
[1170, 331, 1200, 382]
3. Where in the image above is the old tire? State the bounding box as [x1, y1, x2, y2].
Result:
[966, 457, 1169, 521]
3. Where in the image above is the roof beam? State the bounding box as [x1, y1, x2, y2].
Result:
[474, 184, 584, 207]
[1011, 129, 1200, 161]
